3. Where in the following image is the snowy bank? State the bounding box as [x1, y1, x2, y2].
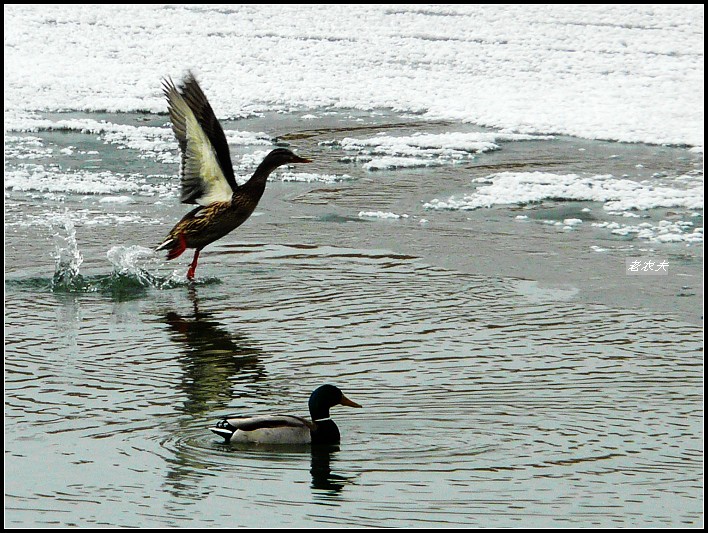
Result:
[4, 4, 704, 146]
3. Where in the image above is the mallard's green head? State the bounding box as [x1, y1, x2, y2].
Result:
[308, 384, 361, 420]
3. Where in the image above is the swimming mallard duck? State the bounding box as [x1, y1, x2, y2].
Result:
[210, 385, 362, 445]
[156, 72, 311, 279]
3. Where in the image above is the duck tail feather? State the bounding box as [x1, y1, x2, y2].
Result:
[156, 233, 188, 260]
[210, 426, 235, 442]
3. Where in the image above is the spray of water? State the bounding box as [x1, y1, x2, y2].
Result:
[46, 212, 217, 294]
[107, 245, 157, 280]
[105, 245, 199, 289]
[51, 215, 86, 290]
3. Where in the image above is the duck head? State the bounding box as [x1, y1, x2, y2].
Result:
[249, 148, 311, 182]
[264, 147, 312, 166]
[308, 384, 362, 420]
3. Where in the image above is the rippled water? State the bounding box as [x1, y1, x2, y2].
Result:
[4, 111, 703, 527]
[5, 241, 702, 527]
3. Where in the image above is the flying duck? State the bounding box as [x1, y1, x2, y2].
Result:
[156, 72, 311, 279]
[210, 385, 362, 445]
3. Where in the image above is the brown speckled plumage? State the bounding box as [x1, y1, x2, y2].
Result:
[156, 72, 311, 279]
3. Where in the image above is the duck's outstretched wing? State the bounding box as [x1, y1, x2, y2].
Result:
[163, 72, 238, 205]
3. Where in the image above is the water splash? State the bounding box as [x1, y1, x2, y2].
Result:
[105, 246, 220, 290]
[100, 245, 161, 298]
[107, 245, 158, 281]
[10, 216, 220, 297]
[51, 216, 87, 291]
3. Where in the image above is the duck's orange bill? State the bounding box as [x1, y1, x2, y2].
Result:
[294, 155, 313, 163]
[340, 394, 362, 408]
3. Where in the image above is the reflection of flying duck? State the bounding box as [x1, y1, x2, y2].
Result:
[164, 310, 262, 360]
[156, 72, 311, 280]
[162, 301, 266, 416]
[210, 385, 361, 445]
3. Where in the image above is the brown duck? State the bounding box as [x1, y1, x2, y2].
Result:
[156, 73, 311, 279]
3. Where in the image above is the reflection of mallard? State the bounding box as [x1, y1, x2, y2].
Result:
[211, 385, 361, 445]
[310, 446, 350, 494]
[156, 72, 311, 279]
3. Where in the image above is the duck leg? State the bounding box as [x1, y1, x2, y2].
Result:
[187, 249, 201, 280]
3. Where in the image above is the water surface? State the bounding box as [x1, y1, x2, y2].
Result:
[4, 110, 703, 527]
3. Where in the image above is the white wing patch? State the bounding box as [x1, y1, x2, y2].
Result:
[170, 90, 233, 206]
